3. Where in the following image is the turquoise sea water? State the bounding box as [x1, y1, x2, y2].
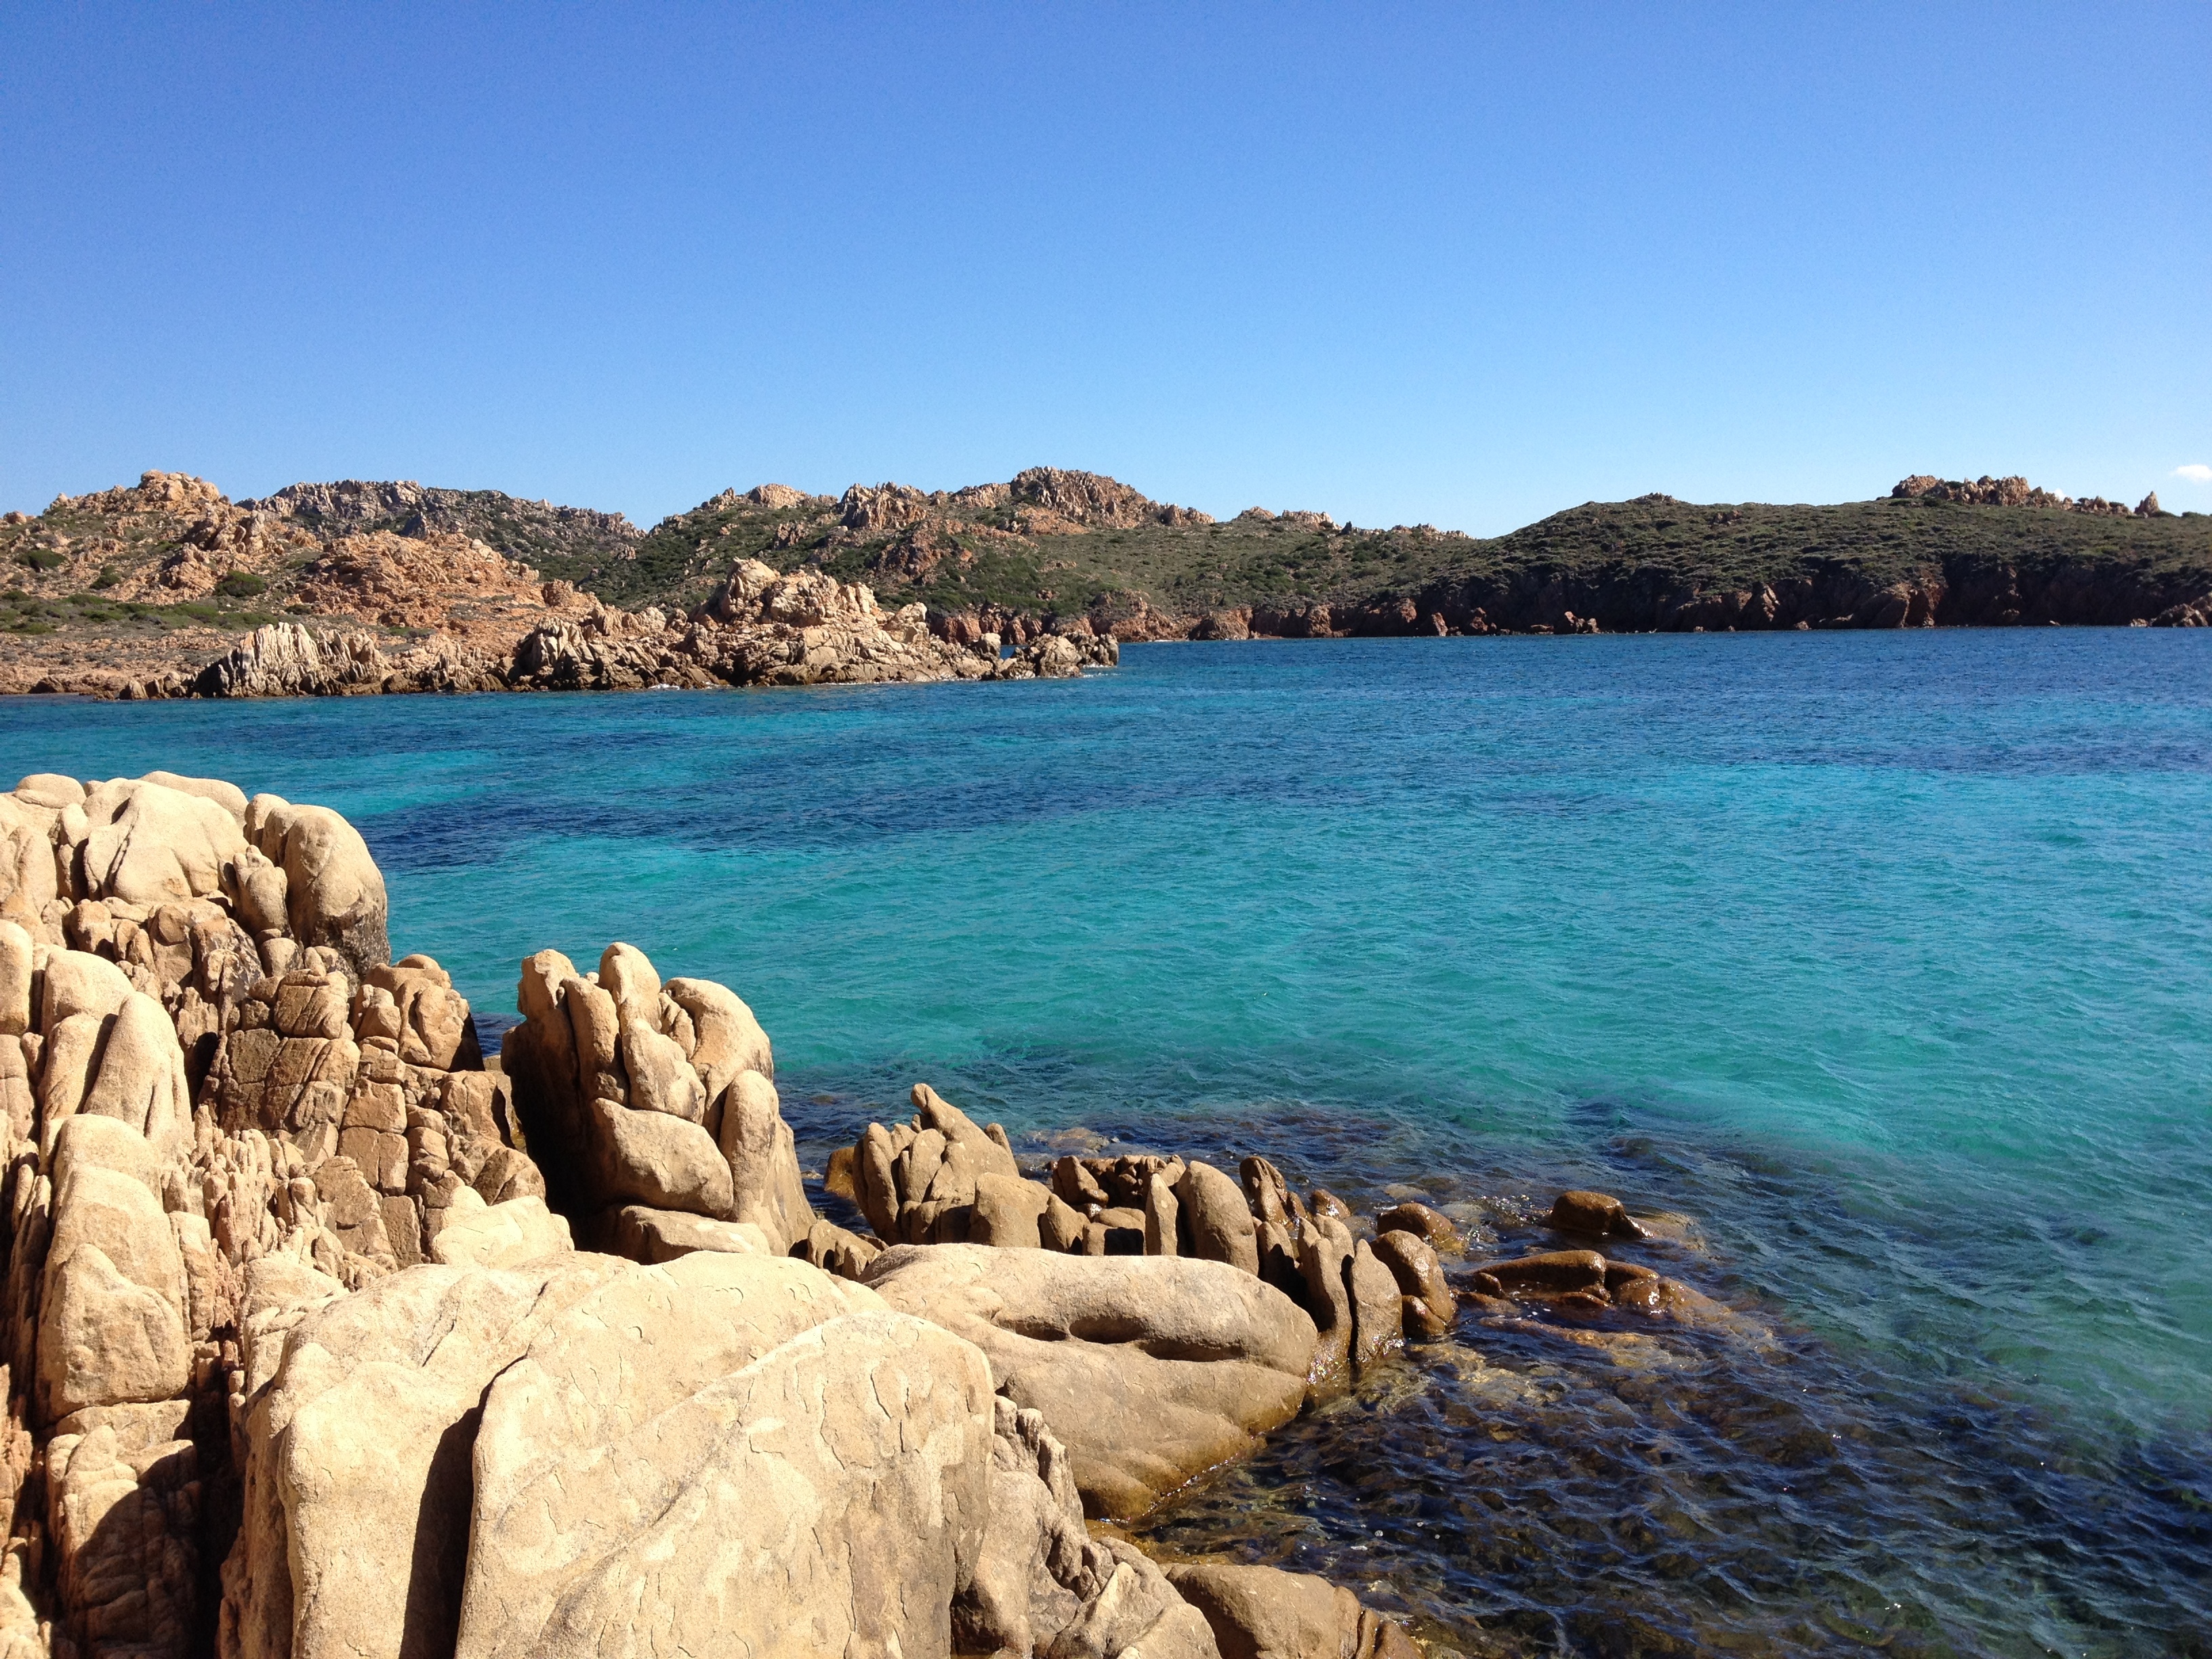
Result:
[4, 633, 2208, 1656]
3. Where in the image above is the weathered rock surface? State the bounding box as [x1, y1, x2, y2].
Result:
[1376, 1200, 1465, 1256]
[37, 1233, 190, 1425]
[1549, 1187, 1650, 1241]
[38, 1134, 192, 1422]
[78, 991, 193, 1160]
[1372, 1227, 1455, 1339]
[193, 623, 503, 700]
[428, 1194, 573, 1269]
[456, 1254, 985, 1659]
[0, 771, 546, 1656]
[972, 1172, 1055, 1248]
[176, 558, 1108, 705]
[47, 1401, 201, 1659]
[955, 1391, 1229, 1658]
[716, 1067, 811, 1247]
[1477, 1248, 1608, 1295]
[847, 1083, 1027, 1248]
[1162, 1562, 1420, 1659]
[0, 761, 1742, 1659]
[501, 942, 813, 1256]
[789, 1216, 882, 1281]
[79, 778, 246, 905]
[608, 1204, 766, 1264]
[223, 1256, 628, 1659]
[865, 1244, 1317, 1520]
[245, 797, 390, 975]
[1175, 1160, 1259, 1275]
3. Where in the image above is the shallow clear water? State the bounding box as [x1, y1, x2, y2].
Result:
[5, 632, 2208, 1656]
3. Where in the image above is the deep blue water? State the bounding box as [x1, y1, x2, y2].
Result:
[5, 632, 2209, 1656]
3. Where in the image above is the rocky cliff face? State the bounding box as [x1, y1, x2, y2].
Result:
[241, 480, 641, 570]
[0, 472, 1122, 700]
[0, 771, 1441, 1659]
[1303, 547, 2212, 637]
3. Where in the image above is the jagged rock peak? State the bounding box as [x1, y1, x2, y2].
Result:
[817, 468, 1218, 535]
[744, 483, 813, 509]
[47, 470, 229, 517]
[1008, 466, 1220, 529]
[1007, 466, 1165, 528]
[1892, 474, 2071, 508]
[243, 478, 432, 521]
[243, 478, 641, 541]
[1891, 474, 2165, 518]
[674, 467, 1216, 535]
[838, 481, 933, 535]
[695, 484, 827, 514]
[1233, 506, 1338, 529]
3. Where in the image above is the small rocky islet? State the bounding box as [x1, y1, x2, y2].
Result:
[0, 768, 1768, 1657]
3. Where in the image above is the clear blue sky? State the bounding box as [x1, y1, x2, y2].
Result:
[3, 3, 2206, 533]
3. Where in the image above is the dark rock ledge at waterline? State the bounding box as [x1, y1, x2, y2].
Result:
[0, 766, 1771, 1656]
[1176, 548, 2212, 640]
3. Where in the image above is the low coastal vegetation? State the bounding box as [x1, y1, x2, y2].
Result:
[2, 590, 286, 638]
[1, 466, 2206, 698]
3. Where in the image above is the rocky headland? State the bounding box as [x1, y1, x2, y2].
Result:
[6, 466, 2205, 702]
[0, 769, 1763, 1656]
[0, 476, 1114, 701]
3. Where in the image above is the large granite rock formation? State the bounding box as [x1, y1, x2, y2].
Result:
[844, 1097, 1410, 1408]
[176, 565, 1105, 703]
[865, 1244, 1317, 1521]
[453, 1257, 990, 1659]
[0, 768, 1420, 1659]
[497, 941, 812, 1254]
[0, 771, 530, 1657]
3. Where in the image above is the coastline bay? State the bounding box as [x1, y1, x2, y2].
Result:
[4, 630, 2207, 1653]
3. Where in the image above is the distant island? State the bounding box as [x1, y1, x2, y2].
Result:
[2, 467, 2206, 699]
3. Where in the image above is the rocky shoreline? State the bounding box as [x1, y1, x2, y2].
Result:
[6, 468, 2208, 703]
[5, 560, 1117, 703]
[0, 769, 1761, 1656]
[20, 550, 2208, 705]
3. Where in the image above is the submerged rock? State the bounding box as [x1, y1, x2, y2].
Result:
[1371, 1227, 1454, 1338]
[1163, 1561, 1421, 1659]
[1548, 1187, 1650, 1241]
[1376, 1199, 1465, 1256]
